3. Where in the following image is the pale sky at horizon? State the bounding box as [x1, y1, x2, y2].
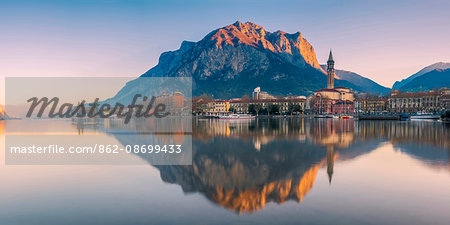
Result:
[1, 0, 450, 103]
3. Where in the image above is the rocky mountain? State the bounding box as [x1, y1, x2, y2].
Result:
[320, 65, 390, 95]
[113, 21, 382, 99]
[109, 118, 381, 214]
[399, 68, 450, 92]
[392, 62, 450, 90]
[0, 106, 9, 120]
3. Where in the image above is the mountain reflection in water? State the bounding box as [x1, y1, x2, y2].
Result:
[101, 118, 449, 214]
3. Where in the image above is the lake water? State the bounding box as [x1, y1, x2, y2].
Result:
[0, 118, 449, 225]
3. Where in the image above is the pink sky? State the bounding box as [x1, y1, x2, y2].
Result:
[1, 0, 449, 104]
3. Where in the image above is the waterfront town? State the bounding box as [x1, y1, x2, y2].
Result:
[192, 51, 450, 117]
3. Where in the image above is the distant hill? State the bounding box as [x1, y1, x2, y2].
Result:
[392, 62, 450, 90]
[111, 21, 391, 99]
[0, 106, 9, 120]
[399, 68, 450, 92]
[320, 65, 389, 95]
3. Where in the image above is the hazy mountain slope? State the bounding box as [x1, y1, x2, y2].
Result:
[399, 68, 450, 92]
[320, 65, 389, 95]
[392, 62, 450, 90]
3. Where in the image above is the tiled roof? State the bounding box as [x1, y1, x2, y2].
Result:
[356, 97, 387, 101]
[315, 88, 340, 93]
[390, 92, 440, 98]
[229, 98, 305, 103]
[334, 100, 354, 104]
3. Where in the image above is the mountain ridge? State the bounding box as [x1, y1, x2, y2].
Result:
[113, 21, 394, 99]
[399, 68, 450, 92]
[392, 62, 450, 90]
[142, 21, 326, 79]
[320, 65, 390, 95]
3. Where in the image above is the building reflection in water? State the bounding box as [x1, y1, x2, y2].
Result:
[72, 118, 450, 213]
[327, 146, 334, 184]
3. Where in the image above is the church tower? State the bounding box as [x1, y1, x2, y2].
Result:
[327, 50, 335, 89]
[326, 146, 334, 184]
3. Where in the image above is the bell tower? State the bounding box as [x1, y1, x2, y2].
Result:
[327, 146, 334, 184]
[327, 50, 335, 89]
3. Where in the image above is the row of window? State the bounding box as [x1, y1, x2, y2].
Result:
[390, 97, 439, 103]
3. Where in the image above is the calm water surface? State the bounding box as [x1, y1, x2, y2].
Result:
[0, 118, 449, 225]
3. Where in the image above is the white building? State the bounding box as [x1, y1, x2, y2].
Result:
[252, 87, 275, 100]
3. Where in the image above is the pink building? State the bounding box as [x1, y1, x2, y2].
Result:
[332, 100, 355, 114]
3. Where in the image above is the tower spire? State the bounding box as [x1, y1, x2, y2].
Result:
[328, 49, 334, 62]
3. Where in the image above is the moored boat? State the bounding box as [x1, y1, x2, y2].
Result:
[218, 114, 255, 119]
[314, 115, 339, 119]
[410, 112, 440, 120]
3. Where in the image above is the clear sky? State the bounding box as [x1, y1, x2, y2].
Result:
[1, 0, 449, 101]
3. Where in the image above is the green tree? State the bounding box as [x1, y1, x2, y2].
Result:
[293, 104, 302, 114]
[287, 103, 302, 115]
[269, 104, 280, 115]
[260, 108, 268, 115]
[255, 104, 262, 116]
[248, 104, 256, 115]
[229, 107, 237, 113]
[249, 104, 262, 116]
[288, 103, 295, 115]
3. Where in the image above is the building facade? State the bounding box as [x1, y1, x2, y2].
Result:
[315, 87, 355, 102]
[441, 94, 450, 110]
[204, 100, 230, 114]
[153, 91, 185, 115]
[252, 87, 275, 100]
[229, 97, 306, 115]
[312, 50, 355, 114]
[313, 98, 356, 115]
[332, 100, 354, 114]
[355, 97, 387, 114]
[387, 92, 443, 113]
